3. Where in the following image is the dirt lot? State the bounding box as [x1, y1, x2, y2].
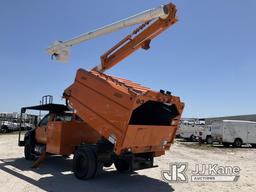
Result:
[0, 133, 255, 192]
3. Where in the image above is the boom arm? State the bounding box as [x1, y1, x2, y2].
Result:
[47, 3, 177, 73]
[93, 3, 177, 72]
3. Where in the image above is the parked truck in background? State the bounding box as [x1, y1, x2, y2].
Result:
[177, 120, 205, 141]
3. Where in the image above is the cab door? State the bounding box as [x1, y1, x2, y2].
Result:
[35, 114, 50, 144]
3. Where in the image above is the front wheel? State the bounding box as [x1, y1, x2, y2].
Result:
[24, 139, 35, 160]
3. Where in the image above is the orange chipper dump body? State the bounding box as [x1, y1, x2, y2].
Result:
[64, 69, 184, 156]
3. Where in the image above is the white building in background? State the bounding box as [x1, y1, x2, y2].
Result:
[0, 112, 19, 119]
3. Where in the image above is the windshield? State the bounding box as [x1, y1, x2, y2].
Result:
[55, 113, 73, 122]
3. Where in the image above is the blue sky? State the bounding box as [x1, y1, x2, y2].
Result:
[0, 0, 255, 118]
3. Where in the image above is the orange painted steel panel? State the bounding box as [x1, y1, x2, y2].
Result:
[64, 69, 184, 155]
[35, 126, 47, 144]
[46, 121, 100, 155]
[122, 125, 175, 148]
[121, 125, 176, 154]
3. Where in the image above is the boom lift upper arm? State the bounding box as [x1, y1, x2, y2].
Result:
[93, 3, 177, 72]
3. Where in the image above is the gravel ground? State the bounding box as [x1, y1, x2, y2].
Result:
[0, 133, 255, 192]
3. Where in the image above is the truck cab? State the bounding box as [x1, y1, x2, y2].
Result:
[35, 112, 74, 144]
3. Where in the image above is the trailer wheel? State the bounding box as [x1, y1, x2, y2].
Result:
[114, 159, 130, 172]
[73, 146, 97, 180]
[24, 139, 35, 160]
[233, 138, 242, 148]
[206, 136, 213, 144]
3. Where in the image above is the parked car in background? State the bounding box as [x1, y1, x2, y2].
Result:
[0, 121, 19, 133]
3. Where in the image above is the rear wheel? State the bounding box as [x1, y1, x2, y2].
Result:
[114, 158, 131, 172]
[24, 139, 35, 160]
[233, 138, 242, 148]
[73, 146, 98, 180]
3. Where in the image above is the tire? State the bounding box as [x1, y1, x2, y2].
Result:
[95, 162, 104, 176]
[114, 158, 130, 172]
[233, 138, 242, 148]
[73, 146, 97, 180]
[251, 144, 256, 148]
[1, 125, 9, 133]
[206, 136, 213, 144]
[222, 142, 230, 147]
[189, 135, 197, 142]
[24, 139, 35, 160]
